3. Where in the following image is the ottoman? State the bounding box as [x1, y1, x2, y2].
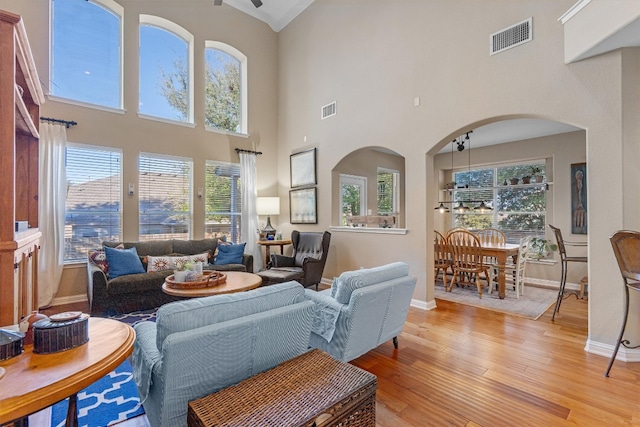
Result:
[187, 349, 377, 427]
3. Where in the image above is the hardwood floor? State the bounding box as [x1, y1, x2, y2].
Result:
[43, 293, 639, 426]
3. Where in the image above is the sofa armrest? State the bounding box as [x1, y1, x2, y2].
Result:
[86, 261, 109, 313]
[271, 254, 296, 268]
[132, 322, 163, 403]
[304, 289, 344, 342]
[242, 254, 254, 273]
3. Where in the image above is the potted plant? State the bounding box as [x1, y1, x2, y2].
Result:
[521, 175, 532, 184]
[510, 177, 519, 185]
[527, 237, 558, 260]
[445, 181, 456, 190]
[173, 260, 193, 282]
[530, 166, 544, 183]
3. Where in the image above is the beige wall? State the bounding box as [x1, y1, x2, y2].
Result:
[277, 0, 640, 351]
[0, 0, 280, 300]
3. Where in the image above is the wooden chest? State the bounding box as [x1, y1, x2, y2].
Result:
[187, 349, 377, 427]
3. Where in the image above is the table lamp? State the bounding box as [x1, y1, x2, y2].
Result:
[256, 197, 280, 239]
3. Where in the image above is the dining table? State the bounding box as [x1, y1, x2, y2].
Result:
[435, 241, 520, 299]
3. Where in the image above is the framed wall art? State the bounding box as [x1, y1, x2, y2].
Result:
[290, 187, 317, 224]
[570, 162, 587, 234]
[290, 148, 317, 188]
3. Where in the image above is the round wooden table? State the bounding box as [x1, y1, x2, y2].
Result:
[162, 270, 262, 298]
[0, 317, 135, 426]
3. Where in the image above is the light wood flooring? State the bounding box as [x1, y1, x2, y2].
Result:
[45, 293, 639, 426]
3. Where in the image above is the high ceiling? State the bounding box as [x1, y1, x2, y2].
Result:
[223, 0, 315, 32]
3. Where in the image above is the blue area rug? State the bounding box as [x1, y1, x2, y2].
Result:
[51, 359, 144, 427]
[49, 309, 157, 427]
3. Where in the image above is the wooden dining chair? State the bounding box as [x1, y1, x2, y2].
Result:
[446, 229, 491, 298]
[604, 230, 640, 377]
[549, 224, 588, 321]
[489, 235, 531, 299]
[434, 230, 450, 288]
[476, 228, 506, 246]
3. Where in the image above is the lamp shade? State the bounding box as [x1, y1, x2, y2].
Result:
[256, 197, 280, 216]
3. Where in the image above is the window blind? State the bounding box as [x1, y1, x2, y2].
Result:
[64, 144, 122, 262]
[205, 160, 241, 243]
[139, 153, 193, 241]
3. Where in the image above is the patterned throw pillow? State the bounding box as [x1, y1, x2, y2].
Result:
[146, 253, 209, 272]
[88, 244, 124, 275]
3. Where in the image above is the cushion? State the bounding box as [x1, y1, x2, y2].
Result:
[333, 262, 409, 304]
[146, 253, 209, 272]
[214, 243, 246, 265]
[105, 246, 146, 279]
[172, 238, 221, 258]
[88, 243, 124, 275]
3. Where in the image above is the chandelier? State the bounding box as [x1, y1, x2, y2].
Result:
[434, 130, 492, 213]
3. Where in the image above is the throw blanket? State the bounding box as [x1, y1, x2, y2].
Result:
[310, 299, 341, 342]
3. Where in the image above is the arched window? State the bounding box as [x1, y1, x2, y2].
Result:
[205, 41, 248, 134]
[51, 0, 123, 110]
[139, 15, 194, 124]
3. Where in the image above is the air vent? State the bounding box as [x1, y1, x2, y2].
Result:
[321, 101, 336, 119]
[490, 18, 532, 55]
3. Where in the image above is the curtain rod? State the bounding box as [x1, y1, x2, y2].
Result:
[40, 116, 77, 129]
[235, 148, 262, 155]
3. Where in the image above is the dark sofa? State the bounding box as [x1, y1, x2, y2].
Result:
[87, 238, 253, 315]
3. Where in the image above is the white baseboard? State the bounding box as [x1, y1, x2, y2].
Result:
[585, 339, 640, 362]
[411, 298, 436, 311]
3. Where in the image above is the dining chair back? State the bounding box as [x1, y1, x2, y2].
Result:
[489, 235, 531, 299]
[549, 224, 588, 320]
[446, 229, 491, 298]
[476, 228, 506, 245]
[604, 230, 640, 377]
[434, 230, 450, 288]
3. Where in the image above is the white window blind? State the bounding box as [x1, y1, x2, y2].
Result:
[205, 160, 241, 243]
[139, 153, 193, 241]
[51, 0, 123, 109]
[65, 144, 122, 262]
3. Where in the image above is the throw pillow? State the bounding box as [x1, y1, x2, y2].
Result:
[105, 246, 146, 279]
[214, 243, 246, 265]
[88, 244, 124, 275]
[146, 253, 210, 272]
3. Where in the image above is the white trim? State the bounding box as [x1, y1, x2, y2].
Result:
[411, 298, 436, 311]
[559, 0, 592, 24]
[47, 95, 126, 115]
[585, 339, 640, 363]
[205, 126, 249, 138]
[330, 226, 408, 235]
[138, 113, 197, 128]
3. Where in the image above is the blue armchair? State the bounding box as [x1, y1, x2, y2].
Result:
[304, 262, 416, 362]
[131, 281, 315, 427]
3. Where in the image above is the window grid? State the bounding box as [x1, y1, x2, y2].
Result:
[205, 160, 242, 243]
[65, 144, 122, 262]
[453, 161, 546, 243]
[139, 153, 193, 241]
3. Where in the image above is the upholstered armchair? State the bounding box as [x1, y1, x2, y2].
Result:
[258, 230, 331, 289]
[304, 262, 416, 362]
[131, 281, 315, 427]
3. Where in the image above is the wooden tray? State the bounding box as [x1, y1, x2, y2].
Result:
[165, 271, 227, 289]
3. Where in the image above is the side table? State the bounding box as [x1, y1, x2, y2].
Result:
[257, 239, 292, 265]
[188, 349, 377, 426]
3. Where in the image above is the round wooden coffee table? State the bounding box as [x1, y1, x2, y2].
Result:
[0, 317, 134, 425]
[162, 271, 262, 298]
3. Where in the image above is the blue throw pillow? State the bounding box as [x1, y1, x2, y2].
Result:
[214, 243, 246, 265]
[104, 246, 145, 279]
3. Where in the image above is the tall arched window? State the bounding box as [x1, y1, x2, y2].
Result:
[51, 0, 123, 109]
[139, 15, 194, 124]
[205, 41, 248, 134]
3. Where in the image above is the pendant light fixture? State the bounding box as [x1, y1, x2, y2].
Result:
[435, 130, 492, 213]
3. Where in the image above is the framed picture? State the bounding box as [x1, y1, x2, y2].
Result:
[570, 162, 587, 234]
[290, 187, 317, 224]
[290, 148, 317, 188]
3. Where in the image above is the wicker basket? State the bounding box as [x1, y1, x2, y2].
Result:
[188, 349, 377, 427]
[165, 271, 227, 289]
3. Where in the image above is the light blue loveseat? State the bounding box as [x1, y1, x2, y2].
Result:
[305, 262, 416, 362]
[131, 281, 315, 427]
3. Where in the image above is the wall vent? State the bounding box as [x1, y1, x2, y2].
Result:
[321, 101, 337, 119]
[490, 18, 532, 55]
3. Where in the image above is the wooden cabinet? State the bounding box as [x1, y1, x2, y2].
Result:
[0, 11, 45, 326]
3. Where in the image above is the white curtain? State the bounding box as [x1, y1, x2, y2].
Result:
[239, 152, 262, 272]
[38, 122, 67, 308]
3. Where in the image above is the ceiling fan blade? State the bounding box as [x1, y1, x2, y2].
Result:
[214, 0, 223, 5]
[251, 0, 263, 7]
